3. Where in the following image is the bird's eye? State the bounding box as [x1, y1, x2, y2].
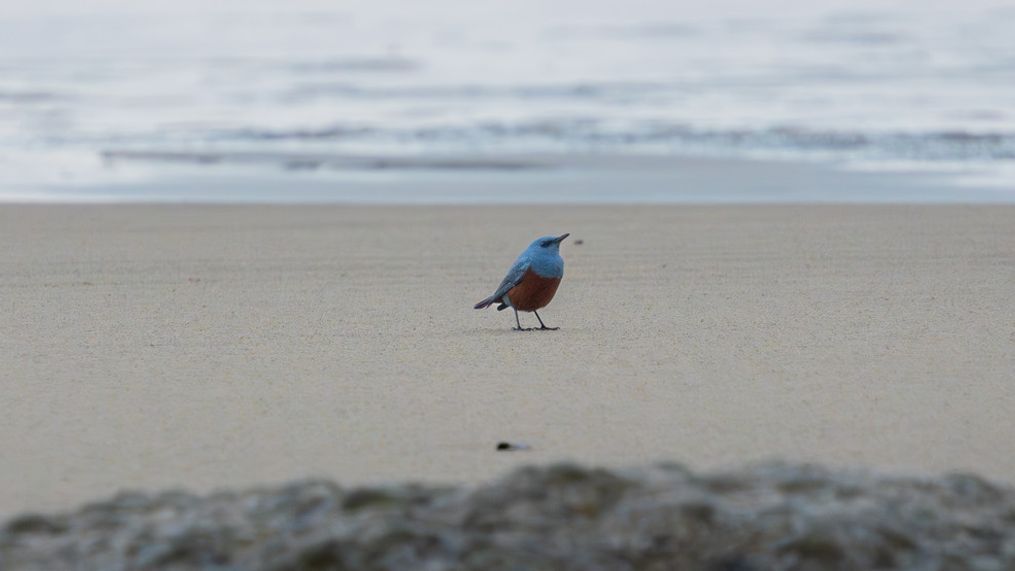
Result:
[541, 241, 550, 248]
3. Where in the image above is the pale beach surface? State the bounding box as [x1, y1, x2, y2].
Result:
[1, 203, 1013, 517]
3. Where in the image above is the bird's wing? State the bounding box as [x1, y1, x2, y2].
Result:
[490, 258, 530, 301]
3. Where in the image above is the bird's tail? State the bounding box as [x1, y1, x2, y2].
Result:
[474, 295, 496, 310]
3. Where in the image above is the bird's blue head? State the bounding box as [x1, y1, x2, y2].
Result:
[525, 233, 569, 256]
[520, 233, 568, 278]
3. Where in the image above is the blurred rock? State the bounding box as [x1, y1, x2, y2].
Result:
[3, 462, 1015, 570]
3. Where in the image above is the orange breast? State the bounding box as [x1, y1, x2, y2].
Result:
[507, 269, 561, 311]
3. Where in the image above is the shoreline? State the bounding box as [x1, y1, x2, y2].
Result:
[2, 203, 1013, 518]
[4, 154, 1014, 204]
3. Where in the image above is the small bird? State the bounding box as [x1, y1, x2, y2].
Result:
[474, 233, 569, 331]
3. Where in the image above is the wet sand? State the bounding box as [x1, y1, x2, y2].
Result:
[1, 204, 1013, 517]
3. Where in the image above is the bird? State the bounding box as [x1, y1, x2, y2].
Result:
[474, 233, 569, 331]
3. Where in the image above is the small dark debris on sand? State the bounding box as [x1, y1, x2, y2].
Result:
[573, 239, 584, 245]
[496, 441, 530, 451]
[3, 462, 1015, 570]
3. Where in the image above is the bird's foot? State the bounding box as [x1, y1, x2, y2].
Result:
[538, 326, 560, 331]
[513, 326, 534, 332]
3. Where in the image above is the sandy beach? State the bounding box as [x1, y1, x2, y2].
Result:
[1, 204, 1013, 517]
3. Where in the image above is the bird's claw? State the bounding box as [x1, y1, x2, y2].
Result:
[513, 327, 533, 332]
[539, 326, 560, 331]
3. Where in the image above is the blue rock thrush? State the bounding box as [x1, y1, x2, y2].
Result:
[474, 233, 569, 331]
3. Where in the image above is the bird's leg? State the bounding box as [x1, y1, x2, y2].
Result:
[533, 311, 559, 331]
[513, 308, 531, 331]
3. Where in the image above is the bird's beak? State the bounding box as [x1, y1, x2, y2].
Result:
[554, 233, 570, 244]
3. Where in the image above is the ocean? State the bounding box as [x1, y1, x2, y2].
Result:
[1, 0, 1014, 201]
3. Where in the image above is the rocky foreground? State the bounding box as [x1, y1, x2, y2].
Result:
[3, 462, 1015, 570]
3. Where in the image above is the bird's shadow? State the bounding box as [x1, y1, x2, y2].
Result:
[465, 327, 566, 336]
